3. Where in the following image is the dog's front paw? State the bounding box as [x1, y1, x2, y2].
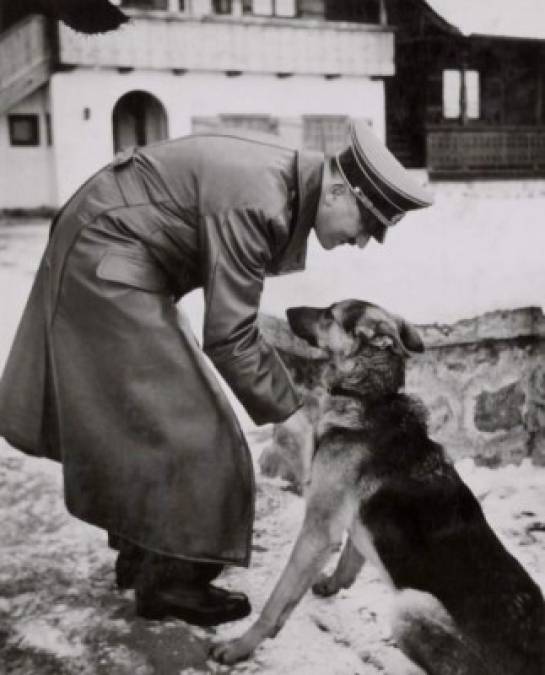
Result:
[312, 573, 340, 597]
[210, 637, 256, 665]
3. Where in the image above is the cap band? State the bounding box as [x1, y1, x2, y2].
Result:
[353, 187, 405, 229]
[335, 153, 405, 229]
[350, 124, 432, 210]
[348, 124, 404, 213]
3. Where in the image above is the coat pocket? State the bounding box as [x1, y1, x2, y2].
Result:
[96, 249, 168, 293]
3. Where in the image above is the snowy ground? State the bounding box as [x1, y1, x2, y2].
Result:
[1, 435, 545, 675]
[1, 220, 545, 674]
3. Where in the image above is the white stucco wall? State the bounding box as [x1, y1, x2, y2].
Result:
[48, 68, 385, 205]
[0, 87, 56, 209]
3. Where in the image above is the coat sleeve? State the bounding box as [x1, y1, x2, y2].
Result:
[200, 208, 302, 426]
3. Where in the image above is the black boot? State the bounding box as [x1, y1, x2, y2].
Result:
[115, 546, 145, 590]
[109, 534, 147, 590]
[135, 555, 251, 627]
[136, 583, 251, 626]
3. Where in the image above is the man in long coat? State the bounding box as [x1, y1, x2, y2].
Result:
[0, 122, 432, 625]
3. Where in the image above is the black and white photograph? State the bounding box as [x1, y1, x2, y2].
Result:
[0, 1, 544, 673]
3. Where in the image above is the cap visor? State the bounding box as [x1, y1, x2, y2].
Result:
[371, 223, 387, 244]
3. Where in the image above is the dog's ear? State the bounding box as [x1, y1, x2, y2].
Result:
[394, 316, 425, 354]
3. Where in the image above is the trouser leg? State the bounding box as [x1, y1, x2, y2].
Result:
[109, 533, 250, 626]
[138, 549, 224, 587]
[111, 532, 224, 589]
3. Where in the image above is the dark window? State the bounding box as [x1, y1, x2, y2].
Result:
[303, 115, 350, 155]
[213, 0, 232, 13]
[326, 0, 380, 23]
[220, 114, 279, 134]
[112, 91, 169, 153]
[8, 114, 40, 146]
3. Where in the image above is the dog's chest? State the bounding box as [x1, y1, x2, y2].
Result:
[315, 395, 365, 439]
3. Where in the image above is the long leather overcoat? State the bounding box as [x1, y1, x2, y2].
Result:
[0, 133, 324, 565]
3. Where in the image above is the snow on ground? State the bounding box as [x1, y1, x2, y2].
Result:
[1, 435, 545, 675]
[0, 219, 544, 674]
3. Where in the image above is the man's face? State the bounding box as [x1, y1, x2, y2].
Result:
[314, 185, 381, 251]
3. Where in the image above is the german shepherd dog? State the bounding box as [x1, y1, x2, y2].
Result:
[212, 300, 545, 674]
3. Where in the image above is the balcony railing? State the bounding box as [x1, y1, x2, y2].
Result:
[0, 15, 52, 115]
[427, 126, 545, 176]
[57, 13, 394, 76]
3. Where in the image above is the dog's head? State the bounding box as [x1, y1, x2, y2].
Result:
[286, 300, 424, 399]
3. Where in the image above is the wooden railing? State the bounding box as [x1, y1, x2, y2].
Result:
[57, 12, 394, 76]
[0, 15, 52, 115]
[427, 126, 545, 176]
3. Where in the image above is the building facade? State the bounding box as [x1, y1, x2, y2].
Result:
[385, 0, 545, 177]
[0, 0, 393, 209]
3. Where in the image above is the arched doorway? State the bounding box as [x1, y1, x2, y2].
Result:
[112, 90, 168, 153]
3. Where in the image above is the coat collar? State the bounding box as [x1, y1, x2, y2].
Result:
[268, 149, 324, 276]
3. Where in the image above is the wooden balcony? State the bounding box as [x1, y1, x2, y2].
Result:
[427, 126, 545, 177]
[56, 12, 394, 77]
[0, 15, 52, 115]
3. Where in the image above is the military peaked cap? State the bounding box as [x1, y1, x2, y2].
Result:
[336, 121, 434, 243]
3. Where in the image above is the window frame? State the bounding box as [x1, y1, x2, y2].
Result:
[442, 68, 481, 122]
[243, 0, 297, 17]
[302, 114, 351, 155]
[8, 114, 40, 147]
[219, 113, 279, 134]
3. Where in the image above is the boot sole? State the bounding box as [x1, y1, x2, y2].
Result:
[136, 593, 251, 627]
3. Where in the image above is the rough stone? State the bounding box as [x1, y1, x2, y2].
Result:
[259, 306, 545, 476]
[474, 383, 525, 432]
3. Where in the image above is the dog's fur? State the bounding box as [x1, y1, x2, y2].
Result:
[212, 300, 545, 674]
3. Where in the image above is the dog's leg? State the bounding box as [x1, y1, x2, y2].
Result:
[386, 651, 427, 675]
[312, 536, 365, 597]
[279, 406, 315, 491]
[211, 465, 357, 665]
[391, 589, 491, 675]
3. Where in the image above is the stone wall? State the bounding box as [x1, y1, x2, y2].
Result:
[259, 306, 545, 472]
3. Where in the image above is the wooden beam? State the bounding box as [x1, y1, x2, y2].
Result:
[379, 0, 387, 26]
[0, 59, 52, 116]
[536, 46, 544, 125]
